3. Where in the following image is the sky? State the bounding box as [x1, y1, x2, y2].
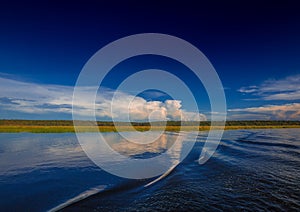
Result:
[0, 0, 299, 120]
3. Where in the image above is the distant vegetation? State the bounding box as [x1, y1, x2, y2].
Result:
[0, 120, 299, 133]
[0, 119, 300, 126]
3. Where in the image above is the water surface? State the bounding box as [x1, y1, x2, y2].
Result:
[0, 129, 299, 211]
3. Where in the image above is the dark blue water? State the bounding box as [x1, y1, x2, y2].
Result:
[0, 129, 299, 211]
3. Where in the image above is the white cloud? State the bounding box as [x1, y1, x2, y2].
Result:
[0, 77, 74, 114]
[96, 91, 205, 121]
[238, 74, 300, 100]
[228, 103, 300, 120]
[0, 76, 206, 121]
[237, 85, 258, 94]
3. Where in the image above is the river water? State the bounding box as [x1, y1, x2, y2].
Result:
[0, 129, 299, 211]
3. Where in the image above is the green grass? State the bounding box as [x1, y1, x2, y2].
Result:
[0, 124, 299, 133]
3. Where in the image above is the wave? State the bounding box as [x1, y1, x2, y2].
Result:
[145, 160, 179, 187]
[48, 185, 106, 212]
[235, 139, 299, 149]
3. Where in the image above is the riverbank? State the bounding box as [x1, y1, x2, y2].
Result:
[0, 125, 299, 133]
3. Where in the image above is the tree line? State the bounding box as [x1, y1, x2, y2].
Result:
[1, 119, 299, 126]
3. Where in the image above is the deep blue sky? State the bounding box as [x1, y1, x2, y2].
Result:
[0, 0, 300, 120]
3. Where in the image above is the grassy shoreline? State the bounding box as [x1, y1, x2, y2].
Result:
[0, 125, 300, 133]
[0, 120, 299, 133]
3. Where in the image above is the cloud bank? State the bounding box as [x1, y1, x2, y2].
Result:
[0, 76, 206, 121]
[238, 74, 300, 100]
[231, 74, 300, 120]
[228, 103, 300, 120]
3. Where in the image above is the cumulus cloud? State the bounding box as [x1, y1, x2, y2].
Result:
[238, 74, 300, 100]
[95, 90, 205, 121]
[0, 76, 206, 121]
[228, 103, 300, 120]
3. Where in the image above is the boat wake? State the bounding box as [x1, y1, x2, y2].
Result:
[48, 185, 106, 212]
[145, 160, 179, 187]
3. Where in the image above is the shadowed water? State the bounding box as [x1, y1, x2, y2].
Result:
[0, 129, 299, 211]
